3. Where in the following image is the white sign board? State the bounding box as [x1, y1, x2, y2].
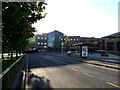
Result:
[82, 46, 88, 57]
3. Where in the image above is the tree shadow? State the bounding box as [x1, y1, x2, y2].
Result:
[28, 72, 53, 89]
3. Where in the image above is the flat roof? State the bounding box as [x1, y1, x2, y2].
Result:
[70, 43, 90, 46]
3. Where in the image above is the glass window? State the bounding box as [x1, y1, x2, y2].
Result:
[107, 42, 114, 51]
[64, 38, 66, 41]
[41, 42, 43, 45]
[77, 39, 78, 41]
[80, 39, 86, 42]
[38, 42, 40, 45]
[38, 37, 40, 39]
[44, 46, 47, 48]
[61, 43, 64, 45]
[117, 42, 120, 51]
[71, 39, 72, 41]
[89, 40, 94, 42]
[41, 37, 43, 39]
[44, 37, 46, 40]
[74, 39, 76, 41]
[61, 38, 63, 40]
[44, 43, 46, 45]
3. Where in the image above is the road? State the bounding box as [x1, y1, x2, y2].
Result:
[25, 53, 119, 89]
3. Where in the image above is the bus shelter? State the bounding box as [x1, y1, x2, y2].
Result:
[69, 43, 89, 58]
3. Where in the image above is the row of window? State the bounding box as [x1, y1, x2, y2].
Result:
[107, 42, 120, 51]
[38, 37, 47, 40]
[61, 38, 99, 42]
[61, 38, 78, 41]
[38, 42, 47, 45]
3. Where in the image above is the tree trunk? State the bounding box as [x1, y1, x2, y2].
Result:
[10, 51, 13, 60]
[2, 51, 4, 59]
[16, 50, 18, 60]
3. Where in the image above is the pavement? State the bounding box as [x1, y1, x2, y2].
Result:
[46, 52, 120, 70]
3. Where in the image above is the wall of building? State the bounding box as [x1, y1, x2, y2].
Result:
[59, 36, 102, 51]
[105, 38, 120, 53]
[27, 34, 48, 51]
[47, 30, 64, 48]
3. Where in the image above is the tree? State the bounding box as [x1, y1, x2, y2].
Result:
[52, 40, 57, 51]
[57, 40, 61, 52]
[2, 2, 47, 60]
[64, 36, 70, 51]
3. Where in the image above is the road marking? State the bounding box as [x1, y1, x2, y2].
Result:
[74, 67, 80, 68]
[84, 73, 93, 78]
[85, 63, 120, 72]
[25, 55, 29, 90]
[71, 68, 77, 71]
[106, 82, 120, 88]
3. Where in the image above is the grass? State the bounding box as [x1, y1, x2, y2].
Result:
[2, 56, 21, 71]
[2, 55, 25, 88]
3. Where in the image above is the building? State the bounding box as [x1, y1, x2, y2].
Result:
[59, 36, 102, 52]
[27, 34, 48, 51]
[102, 32, 120, 54]
[47, 30, 64, 48]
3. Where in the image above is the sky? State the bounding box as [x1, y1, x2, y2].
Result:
[32, 0, 119, 38]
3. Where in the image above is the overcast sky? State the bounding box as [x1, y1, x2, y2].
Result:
[32, 0, 119, 38]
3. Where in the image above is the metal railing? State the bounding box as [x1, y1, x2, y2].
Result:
[0, 54, 26, 89]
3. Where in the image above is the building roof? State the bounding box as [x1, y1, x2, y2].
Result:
[47, 30, 64, 35]
[102, 32, 120, 38]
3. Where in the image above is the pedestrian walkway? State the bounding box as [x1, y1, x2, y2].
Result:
[47, 52, 120, 70]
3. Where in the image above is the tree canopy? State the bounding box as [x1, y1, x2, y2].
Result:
[2, 2, 47, 60]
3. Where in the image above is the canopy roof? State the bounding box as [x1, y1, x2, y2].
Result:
[70, 43, 90, 46]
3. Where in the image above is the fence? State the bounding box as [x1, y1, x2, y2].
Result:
[0, 54, 26, 89]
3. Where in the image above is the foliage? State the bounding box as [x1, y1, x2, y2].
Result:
[64, 36, 70, 51]
[52, 40, 57, 51]
[2, 2, 47, 60]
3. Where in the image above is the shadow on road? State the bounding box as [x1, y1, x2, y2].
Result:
[28, 53, 83, 69]
[28, 72, 53, 89]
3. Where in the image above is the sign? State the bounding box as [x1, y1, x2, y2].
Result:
[29, 36, 36, 43]
[82, 46, 88, 57]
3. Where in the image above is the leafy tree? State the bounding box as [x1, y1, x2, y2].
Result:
[52, 40, 57, 51]
[64, 36, 70, 51]
[57, 40, 61, 52]
[2, 2, 47, 60]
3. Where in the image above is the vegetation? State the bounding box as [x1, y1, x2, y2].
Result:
[64, 36, 70, 51]
[2, 2, 47, 60]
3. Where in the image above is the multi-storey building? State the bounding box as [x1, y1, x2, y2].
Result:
[59, 36, 102, 52]
[102, 32, 120, 54]
[27, 34, 48, 51]
[47, 30, 64, 48]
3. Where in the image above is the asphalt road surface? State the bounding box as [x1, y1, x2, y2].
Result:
[25, 53, 119, 89]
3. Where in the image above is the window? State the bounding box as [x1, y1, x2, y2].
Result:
[77, 39, 78, 41]
[41, 42, 43, 45]
[44, 43, 46, 45]
[74, 39, 76, 41]
[64, 38, 66, 41]
[61, 38, 63, 40]
[38, 37, 40, 39]
[61, 43, 64, 45]
[44, 46, 47, 48]
[80, 39, 86, 42]
[89, 40, 94, 42]
[44, 37, 47, 40]
[71, 39, 72, 41]
[107, 42, 114, 51]
[38, 42, 40, 45]
[117, 42, 120, 51]
[41, 37, 43, 39]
